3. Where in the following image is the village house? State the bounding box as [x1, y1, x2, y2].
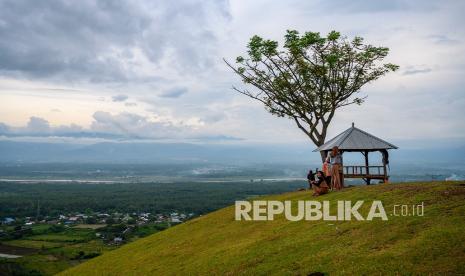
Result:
[2, 217, 15, 224]
[113, 237, 123, 244]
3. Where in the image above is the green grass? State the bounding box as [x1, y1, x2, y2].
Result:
[3, 239, 65, 249]
[25, 234, 84, 242]
[2, 254, 72, 275]
[47, 239, 111, 259]
[60, 182, 465, 275]
[0, 239, 113, 275]
[0, 227, 113, 275]
[24, 228, 94, 243]
[31, 224, 54, 235]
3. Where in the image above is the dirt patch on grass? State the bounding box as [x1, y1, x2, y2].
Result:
[0, 243, 39, 255]
[45, 255, 59, 261]
[307, 272, 326, 276]
[73, 224, 106, 229]
[375, 184, 432, 194]
[440, 186, 465, 198]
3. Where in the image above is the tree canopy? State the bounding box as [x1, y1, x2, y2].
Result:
[225, 30, 399, 157]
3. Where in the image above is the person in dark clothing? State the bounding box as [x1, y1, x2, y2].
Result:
[310, 171, 329, 196]
[307, 170, 316, 189]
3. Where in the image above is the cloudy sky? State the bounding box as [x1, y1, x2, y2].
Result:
[0, 0, 464, 147]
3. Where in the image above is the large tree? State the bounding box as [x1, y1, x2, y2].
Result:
[225, 30, 399, 160]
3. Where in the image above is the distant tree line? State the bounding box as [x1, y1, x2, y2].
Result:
[0, 181, 305, 218]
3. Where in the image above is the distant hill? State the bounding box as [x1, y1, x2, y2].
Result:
[0, 140, 317, 164]
[61, 182, 465, 275]
[0, 140, 463, 165]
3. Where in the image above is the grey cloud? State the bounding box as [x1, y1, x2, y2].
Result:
[0, 117, 82, 137]
[0, 0, 147, 82]
[0, 123, 9, 134]
[55, 124, 84, 132]
[0, 112, 240, 141]
[159, 87, 188, 98]
[0, 114, 176, 140]
[27, 117, 50, 133]
[89, 111, 183, 139]
[0, 118, 243, 143]
[315, 0, 439, 14]
[428, 34, 460, 45]
[125, 102, 137, 107]
[201, 111, 227, 124]
[191, 135, 243, 141]
[202, 115, 225, 124]
[403, 68, 433, 75]
[0, 0, 230, 83]
[112, 94, 129, 102]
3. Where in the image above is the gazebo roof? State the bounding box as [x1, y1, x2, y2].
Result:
[313, 123, 398, 152]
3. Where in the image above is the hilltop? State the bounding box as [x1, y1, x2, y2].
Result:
[61, 182, 465, 275]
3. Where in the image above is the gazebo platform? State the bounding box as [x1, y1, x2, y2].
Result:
[343, 165, 387, 181]
[314, 123, 398, 184]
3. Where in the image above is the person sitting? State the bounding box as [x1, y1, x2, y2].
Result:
[310, 171, 329, 196]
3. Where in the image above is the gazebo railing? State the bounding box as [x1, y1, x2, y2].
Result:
[343, 165, 385, 177]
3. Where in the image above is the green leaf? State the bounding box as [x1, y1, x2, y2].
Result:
[327, 31, 341, 41]
[247, 35, 264, 62]
[384, 63, 400, 71]
[262, 40, 278, 56]
[301, 32, 323, 47]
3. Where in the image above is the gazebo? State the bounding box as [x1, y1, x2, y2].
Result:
[314, 123, 398, 184]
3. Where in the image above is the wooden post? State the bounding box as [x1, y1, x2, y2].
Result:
[364, 151, 371, 185]
[383, 163, 388, 183]
[381, 150, 388, 184]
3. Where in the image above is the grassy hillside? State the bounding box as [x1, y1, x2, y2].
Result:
[61, 182, 465, 275]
